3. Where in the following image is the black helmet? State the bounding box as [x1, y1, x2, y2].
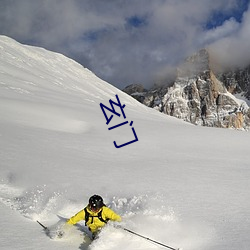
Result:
[89, 195, 104, 210]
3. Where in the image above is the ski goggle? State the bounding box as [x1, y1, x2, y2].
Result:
[90, 204, 101, 211]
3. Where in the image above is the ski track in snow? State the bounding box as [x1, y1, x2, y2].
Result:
[0, 99, 91, 134]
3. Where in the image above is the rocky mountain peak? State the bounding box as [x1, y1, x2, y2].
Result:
[123, 49, 250, 130]
[177, 49, 210, 78]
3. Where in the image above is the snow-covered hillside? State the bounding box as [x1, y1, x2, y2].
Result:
[0, 36, 250, 250]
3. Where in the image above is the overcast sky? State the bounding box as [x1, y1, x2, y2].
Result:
[0, 0, 249, 89]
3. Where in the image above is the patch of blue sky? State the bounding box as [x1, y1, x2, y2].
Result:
[81, 25, 119, 43]
[82, 30, 100, 42]
[206, 0, 249, 29]
[81, 15, 148, 43]
[126, 15, 148, 28]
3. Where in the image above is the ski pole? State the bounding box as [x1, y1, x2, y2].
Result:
[37, 220, 48, 231]
[122, 227, 180, 250]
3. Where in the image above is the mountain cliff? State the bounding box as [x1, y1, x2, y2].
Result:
[123, 49, 250, 130]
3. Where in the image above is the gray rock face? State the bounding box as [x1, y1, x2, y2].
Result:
[123, 49, 250, 130]
[218, 66, 250, 99]
[123, 84, 147, 103]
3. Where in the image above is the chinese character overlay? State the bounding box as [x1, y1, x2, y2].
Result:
[100, 94, 138, 148]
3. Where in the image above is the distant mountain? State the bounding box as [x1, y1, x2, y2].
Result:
[217, 66, 250, 100]
[123, 49, 250, 130]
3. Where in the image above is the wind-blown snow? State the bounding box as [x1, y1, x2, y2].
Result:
[0, 36, 250, 250]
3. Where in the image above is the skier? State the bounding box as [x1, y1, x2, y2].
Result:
[66, 194, 121, 239]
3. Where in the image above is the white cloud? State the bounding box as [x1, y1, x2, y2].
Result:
[200, 18, 240, 45]
[209, 5, 250, 68]
[0, 0, 249, 88]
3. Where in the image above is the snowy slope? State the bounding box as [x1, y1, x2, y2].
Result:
[0, 36, 250, 250]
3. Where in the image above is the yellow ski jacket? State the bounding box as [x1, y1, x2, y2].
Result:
[67, 206, 121, 233]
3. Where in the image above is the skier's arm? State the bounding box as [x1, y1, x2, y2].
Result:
[67, 209, 85, 225]
[104, 207, 122, 222]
